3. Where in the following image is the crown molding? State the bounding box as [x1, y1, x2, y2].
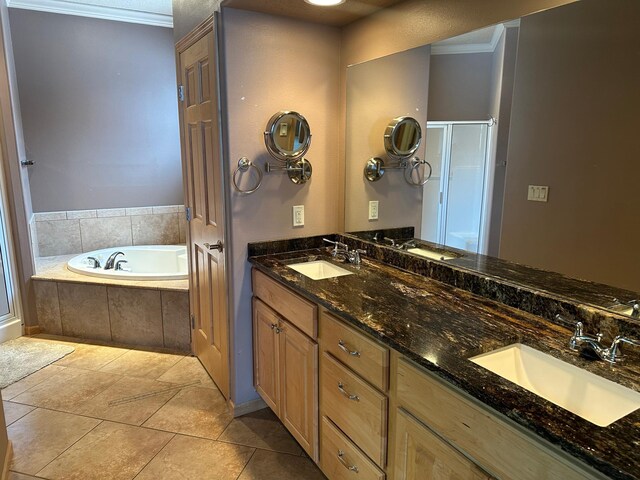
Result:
[7, 0, 173, 28]
[431, 20, 521, 56]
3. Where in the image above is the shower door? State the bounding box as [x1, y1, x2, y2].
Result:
[421, 122, 493, 254]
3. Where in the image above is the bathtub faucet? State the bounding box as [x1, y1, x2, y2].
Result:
[104, 251, 125, 270]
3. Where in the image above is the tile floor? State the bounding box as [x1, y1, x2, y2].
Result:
[3, 337, 327, 480]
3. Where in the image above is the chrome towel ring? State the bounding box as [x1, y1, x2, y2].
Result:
[233, 157, 263, 194]
[404, 157, 432, 187]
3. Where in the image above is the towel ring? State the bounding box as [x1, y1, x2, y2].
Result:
[233, 157, 263, 194]
[404, 157, 432, 187]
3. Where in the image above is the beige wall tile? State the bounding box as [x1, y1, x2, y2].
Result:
[79, 216, 132, 252]
[108, 287, 163, 347]
[152, 205, 181, 214]
[178, 213, 188, 244]
[131, 213, 179, 245]
[99, 349, 182, 379]
[136, 434, 254, 480]
[161, 290, 190, 351]
[237, 449, 327, 480]
[96, 208, 126, 218]
[143, 386, 232, 440]
[33, 281, 62, 335]
[218, 408, 302, 455]
[58, 283, 111, 341]
[36, 220, 81, 256]
[8, 408, 100, 475]
[37, 421, 173, 480]
[66, 209, 97, 219]
[125, 207, 152, 215]
[34, 211, 66, 221]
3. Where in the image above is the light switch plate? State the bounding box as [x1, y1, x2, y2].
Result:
[293, 205, 304, 227]
[369, 200, 379, 220]
[527, 185, 549, 202]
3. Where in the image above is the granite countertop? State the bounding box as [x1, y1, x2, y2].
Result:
[33, 255, 189, 292]
[249, 249, 640, 480]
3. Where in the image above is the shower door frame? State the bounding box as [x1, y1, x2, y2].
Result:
[426, 120, 495, 255]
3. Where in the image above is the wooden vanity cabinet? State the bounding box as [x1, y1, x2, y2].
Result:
[252, 270, 318, 461]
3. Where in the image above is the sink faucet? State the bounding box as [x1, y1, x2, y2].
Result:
[398, 239, 417, 250]
[322, 238, 366, 266]
[569, 321, 640, 363]
[612, 298, 640, 318]
[104, 251, 125, 270]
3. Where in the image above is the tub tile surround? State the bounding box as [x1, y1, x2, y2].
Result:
[30, 204, 186, 257]
[33, 280, 190, 352]
[248, 244, 640, 480]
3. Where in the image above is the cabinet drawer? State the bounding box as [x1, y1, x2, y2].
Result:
[396, 357, 601, 480]
[253, 269, 317, 338]
[321, 352, 387, 467]
[321, 416, 385, 480]
[320, 311, 389, 391]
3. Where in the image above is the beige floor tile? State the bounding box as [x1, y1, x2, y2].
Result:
[237, 449, 327, 480]
[2, 401, 35, 426]
[1, 365, 67, 400]
[11, 368, 120, 411]
[156, 356, 216, 388]
[219, 408, 303, 455]
[143, 386, 232, 440]
[37, 421, 173, 480]
[8, 408, 100, 475]
[54, 343, 129, 370]
[9, 472, 43, 480]
[136, 434, 254, 480]
[99, 349, 183, 379]
[72, 376, 180, 425]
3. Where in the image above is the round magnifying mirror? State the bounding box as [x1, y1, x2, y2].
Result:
[264, 111, 311, 162]
[384, 116, 422, 159]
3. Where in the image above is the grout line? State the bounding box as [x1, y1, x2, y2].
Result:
[235, 447, 258, 480]
[33, 415, 105, 477]
[106, 287, 114, 343]
[2, 401, 35, 426]
[131, 432, 177, 480]
[159, 290, 166, 349]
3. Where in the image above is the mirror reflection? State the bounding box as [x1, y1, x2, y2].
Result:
[264, 111, 311, 160]
[344, 0, 640, 317]
[385, 116, 422, 158]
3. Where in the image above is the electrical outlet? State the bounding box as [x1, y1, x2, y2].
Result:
[293, 205, 304, 227]
[527, 185, 549, 202]
[368, 200, 379, 220]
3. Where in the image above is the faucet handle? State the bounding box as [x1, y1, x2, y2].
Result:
[606, 335, 640, 363]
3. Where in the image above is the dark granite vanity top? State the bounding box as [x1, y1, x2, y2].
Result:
[249, 246, 640, 480]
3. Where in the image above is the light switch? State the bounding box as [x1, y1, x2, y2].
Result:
[527, 185, 549, 202]
[369, 200, 379, 220]
[293, 205, 304, 227]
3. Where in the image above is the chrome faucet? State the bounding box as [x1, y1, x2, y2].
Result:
[383, 237, 396, 247]
[104, 251, 125, 270]
[86, 256, 101, 268]
[612, 298, 640, 318]
[398, 239, 417, 250]
[569, 321, 640, 363]
[322, 239, 366, 266]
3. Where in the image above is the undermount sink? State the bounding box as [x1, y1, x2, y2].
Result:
[406, 247, 456, 261]
[288, 260, 353, 281]
[470, 343, 640, 427]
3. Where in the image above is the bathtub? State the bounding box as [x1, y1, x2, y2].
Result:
[67, 245, 188, 281]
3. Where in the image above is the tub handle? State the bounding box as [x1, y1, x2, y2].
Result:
[204, 240, 224, 253]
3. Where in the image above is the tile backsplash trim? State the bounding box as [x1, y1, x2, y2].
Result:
[32, 205, 188, 257]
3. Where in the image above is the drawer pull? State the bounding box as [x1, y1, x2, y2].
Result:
[270, 323, 281, 334]
[337, 450, 359, 473]
[338, 382, 360, 401]
[338, 339, 361, 357]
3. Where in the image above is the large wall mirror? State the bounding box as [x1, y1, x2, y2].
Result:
[344, 0, 640, 319]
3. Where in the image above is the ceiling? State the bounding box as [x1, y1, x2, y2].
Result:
[221, 0, 406, 27]
[7, 0, 173, 27]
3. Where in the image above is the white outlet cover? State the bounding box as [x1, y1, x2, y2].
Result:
[369, 200, 379, 220]
[293, 205, 304, 227]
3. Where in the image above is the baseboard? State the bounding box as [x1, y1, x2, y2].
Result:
[228, 397, 267, 418]
[0, 318, 23, 343]
[23, 325, 41, 336]
[1, 441, 12, 480]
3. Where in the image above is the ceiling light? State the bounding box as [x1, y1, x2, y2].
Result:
[304, 0, 346, 6]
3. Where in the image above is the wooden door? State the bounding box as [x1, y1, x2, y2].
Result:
[252, 298, 279, 412]
[279, 319, 318, 461]
[393, 408, 493, 480]
[177, 19, 229, 398]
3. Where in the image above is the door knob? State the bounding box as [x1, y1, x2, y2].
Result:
[204, 240, 223, 253]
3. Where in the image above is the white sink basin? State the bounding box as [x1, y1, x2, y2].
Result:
[288, 260, 353, 281]
[470, 343, 640, 426]
[407, 247, 456, 261]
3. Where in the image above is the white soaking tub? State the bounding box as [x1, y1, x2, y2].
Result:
[67, 245, 188, 281]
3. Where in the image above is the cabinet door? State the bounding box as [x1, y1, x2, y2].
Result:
[394, 408, 492, 480]
[253, 298, 279, 413]
[279, 319, 318, 461]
